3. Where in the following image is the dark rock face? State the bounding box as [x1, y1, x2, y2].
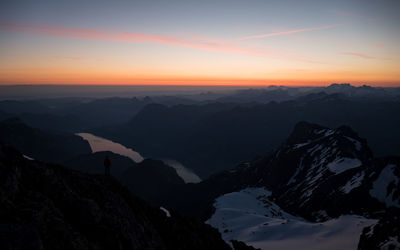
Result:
[0, 143, 230, 250]
[231, 240, 261, 250]
[358, 208, 400, 250]
[163, 122, 400, 248]
[257, 121, 376, 220]
[121, 159, 185, 205]
[63, 153, 186, 206]
[186, 121, 399, 221]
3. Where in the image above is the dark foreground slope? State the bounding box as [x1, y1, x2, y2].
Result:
[63, 151, 134, 180]
[64, 152, 186, 206]
[0, 143, 231, 250]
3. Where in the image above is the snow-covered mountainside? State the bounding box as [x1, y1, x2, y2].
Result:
[202, 122, 400, 250]
[203, 122, 399, 220]
[207, 188, 377, 250]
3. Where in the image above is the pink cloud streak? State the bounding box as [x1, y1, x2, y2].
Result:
[56, 56, 84, 60]
[236, 24, 341, 41]
[339, 52, 375, 59]
[0, 23, 262, 56]
[0, 23, 329, 64]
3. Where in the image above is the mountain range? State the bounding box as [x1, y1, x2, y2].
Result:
[92, 91, 400, 178]
[0, 118, 399, 249]
[1, 84, 400, 249]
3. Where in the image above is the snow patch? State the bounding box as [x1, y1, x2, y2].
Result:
[369, 164, 399, 208]
[287, 158, 304, 185]
[324, 130, 335, 137]
[365, 223, 376, 237]
[314, 129, 327, 135]
[207, 188, 377, 250]
[344, 136, 362, 151]
[161, 159, 201, 183]
[293, 142, 309, 149]
[307, 144, 323, 156]
[312, 210, 329, 222]
[341, 171, 365, 194]
[314, 129, 334, 137]
[23, 154, 34, 161]
[326, 158, 362, 174]
[160, 207, 171, 217]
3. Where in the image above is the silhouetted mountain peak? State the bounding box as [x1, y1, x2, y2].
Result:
[285, 122, 370, 157]
[0, 119, 91, 163]
[285, 121, 327, 145]
[327, 83, 353, 90]
[194, 122, 398, 234]
[193, 122, 377, 222]
[294, 92, 346, 104]
[335, 125, 360, 138]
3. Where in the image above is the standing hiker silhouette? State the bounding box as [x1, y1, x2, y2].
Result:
[104, 156, 111, 176]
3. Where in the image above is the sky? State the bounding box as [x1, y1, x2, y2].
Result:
[0, 0, 399, 86]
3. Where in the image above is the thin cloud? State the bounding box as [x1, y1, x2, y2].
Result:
[0, 23, 262, 56]
[373, 43, 384, 48]
[236, 24, 341, 41]
[0, 23, 328, 64]
[331, 10, 378, 23]
[56, 56, 84, 60]
[339, 52, 375, 59]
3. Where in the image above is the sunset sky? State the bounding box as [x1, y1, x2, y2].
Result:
[0, 0, 399, 86]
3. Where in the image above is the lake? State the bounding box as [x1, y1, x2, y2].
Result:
[76, 133, 201, 183]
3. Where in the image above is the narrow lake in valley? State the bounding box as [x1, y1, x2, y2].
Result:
[76, 133, 201, 183]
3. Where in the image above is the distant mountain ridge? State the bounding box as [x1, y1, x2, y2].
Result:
[0, 117, 91, 163]
[93, 91, 400, 178]
[1, 84, 399, 179]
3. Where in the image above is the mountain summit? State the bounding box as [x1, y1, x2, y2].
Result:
[181, 122, 400, 249]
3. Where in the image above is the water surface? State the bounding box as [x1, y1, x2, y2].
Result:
[76, 133, 201, 183]
[77, 133, 144, 162]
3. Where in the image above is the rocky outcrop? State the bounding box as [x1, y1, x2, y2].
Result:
[186, 121, 399, 221]
[358, 208, 400, 250]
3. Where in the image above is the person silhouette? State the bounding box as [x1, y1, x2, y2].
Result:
[104, 155, 111, 176]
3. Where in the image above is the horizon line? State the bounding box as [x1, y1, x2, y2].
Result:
[0, 83, 399, 88]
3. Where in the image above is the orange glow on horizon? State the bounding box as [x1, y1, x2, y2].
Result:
[1, 75, 398, 87]
[1, 1, 400, 89]
[1, 22, 399, 88]
[1, 59, 399, 87]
